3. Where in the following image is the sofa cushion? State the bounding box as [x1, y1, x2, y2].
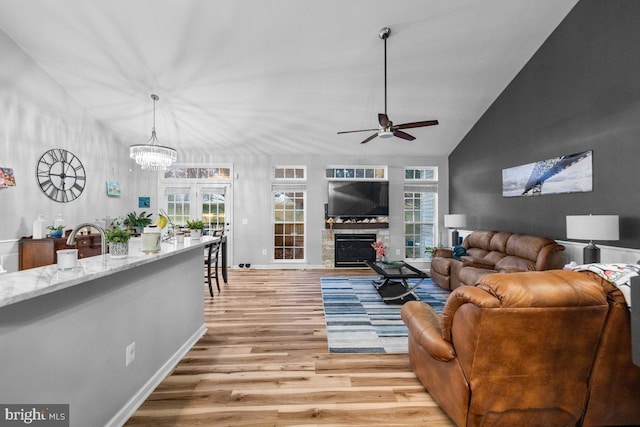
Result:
[463, 231, 495, 251]
[494, 255, 536, 272]
[466, 247, 489, 259]
[506, 234, 557, 261]
[489, 231, 512, 252]
[460, 256, 495, 268]
[459, 266, 496, 288]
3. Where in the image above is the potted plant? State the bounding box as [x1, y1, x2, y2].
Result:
[425, 244, 445, 260]
[105, 219, 132, 259]
[185, 219, 204, 240]
[47, 225, 65, 239]
[123, 211, 153, 235]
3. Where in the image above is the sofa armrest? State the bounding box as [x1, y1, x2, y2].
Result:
[401, 301, 456, 362]
[434, 248, 453, 258]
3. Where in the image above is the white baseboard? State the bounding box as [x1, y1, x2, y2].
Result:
[106, 324, 207, 427]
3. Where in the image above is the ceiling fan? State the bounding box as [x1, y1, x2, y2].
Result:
[338, 27, 439, 144]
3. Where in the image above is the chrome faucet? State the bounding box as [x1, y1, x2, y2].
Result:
[66, 222, 107, 255]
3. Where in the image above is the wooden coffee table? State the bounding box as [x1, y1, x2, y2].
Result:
[365, 260, 429, 303]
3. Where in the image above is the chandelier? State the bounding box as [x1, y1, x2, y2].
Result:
[129, 94, 177, 171]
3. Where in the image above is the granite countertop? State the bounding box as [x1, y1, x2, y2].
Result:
[0, 236, 216, 309]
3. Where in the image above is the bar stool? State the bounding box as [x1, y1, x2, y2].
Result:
[204, 229, 225, 297]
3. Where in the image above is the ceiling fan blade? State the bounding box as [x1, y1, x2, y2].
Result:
[393, 130, 415, 141]
[395, 119, 439, 130]
[378, 113, 391, 127]
[337, 128, 378, 134]
[360, 133, 379, 144]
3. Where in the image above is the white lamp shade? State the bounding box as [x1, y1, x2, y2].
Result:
[566, 215, 619, 241]
[444, 214, 467, 229]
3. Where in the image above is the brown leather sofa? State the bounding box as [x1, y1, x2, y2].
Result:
[401, 270, 640, 427]
[430, 230, 565, 290]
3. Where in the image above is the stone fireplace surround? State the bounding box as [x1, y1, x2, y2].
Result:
[321, 229, 389, 268]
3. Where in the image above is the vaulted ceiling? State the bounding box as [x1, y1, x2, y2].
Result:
[0, 0, 578, 158]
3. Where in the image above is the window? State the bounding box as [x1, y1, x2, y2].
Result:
[325, 166, 387, 180]
[164, 166, 231, 180]
[404, 167, 438, 260]
[165, 187, 191, 227]
[274, 166, 306, 180]
[273, 184, 306, 261]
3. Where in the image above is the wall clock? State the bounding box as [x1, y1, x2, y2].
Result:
[36, 149, 86, 203]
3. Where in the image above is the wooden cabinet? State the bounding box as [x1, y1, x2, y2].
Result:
[19, 234, 102, 270]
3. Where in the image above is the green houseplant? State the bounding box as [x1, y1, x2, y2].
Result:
[425, 244, 446, 260]
[105, 220, 131, 259]
[47, 225, 65, 239]
[123, 211, 153, 235]
[185, 219, 204, 240]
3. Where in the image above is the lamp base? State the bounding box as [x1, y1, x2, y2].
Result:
[583, 242, 600, 264]
[451, 230, 460, 247]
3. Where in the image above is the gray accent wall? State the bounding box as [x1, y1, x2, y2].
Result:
[449, 0, 640, 250]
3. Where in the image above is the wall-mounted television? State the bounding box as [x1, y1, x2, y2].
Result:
[328, 181, 389, 217]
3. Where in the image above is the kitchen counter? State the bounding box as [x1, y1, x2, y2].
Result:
[0, 236, 216, 308]
[0, 235, 218, 427]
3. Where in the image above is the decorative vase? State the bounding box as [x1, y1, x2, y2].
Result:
[108, 242, 129, 259]
[190, 229, 202, 240]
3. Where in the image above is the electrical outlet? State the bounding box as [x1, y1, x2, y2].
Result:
[126, 342, 136, 366]
[262, 249, 267, 255]
[395, 249, 401, 255]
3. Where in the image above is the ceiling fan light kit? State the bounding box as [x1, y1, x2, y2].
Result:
[129, 94, 178, 171]
[338, 26, 438, 144]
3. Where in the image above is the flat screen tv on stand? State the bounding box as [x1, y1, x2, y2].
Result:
[327, 181, 389, 218]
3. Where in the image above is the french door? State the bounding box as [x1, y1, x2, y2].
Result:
[162, 183, 232, 265]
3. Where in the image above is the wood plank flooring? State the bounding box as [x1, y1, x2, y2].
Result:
[124, 269, 455, 426]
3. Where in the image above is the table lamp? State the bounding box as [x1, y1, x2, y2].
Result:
[566, 214, 619, 264]
[444, 214, 467, 246]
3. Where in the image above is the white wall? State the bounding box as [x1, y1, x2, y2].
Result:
[0, 30, 156, 272]
[177, 152, 450, 268]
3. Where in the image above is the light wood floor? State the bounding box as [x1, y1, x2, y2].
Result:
[124, 268, 455, 426]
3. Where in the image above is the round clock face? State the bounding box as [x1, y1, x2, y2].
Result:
[36, 149, 86, 203]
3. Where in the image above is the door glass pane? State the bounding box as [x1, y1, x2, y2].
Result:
[273, 190, 305, 261]
[201, 189, 225, 233]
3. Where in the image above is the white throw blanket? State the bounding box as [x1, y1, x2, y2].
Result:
[572, 263, 638, 308]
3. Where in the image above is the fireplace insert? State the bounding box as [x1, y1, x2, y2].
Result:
[334, 233, 376, 267]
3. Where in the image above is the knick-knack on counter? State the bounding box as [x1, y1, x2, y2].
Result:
[33, 213, 46, 239]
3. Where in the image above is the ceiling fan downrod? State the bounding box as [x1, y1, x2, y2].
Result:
[379, 27, 391, 118]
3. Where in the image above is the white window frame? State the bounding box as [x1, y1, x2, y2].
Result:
[272, 164, 307, 262]
[325, 165, 388, 181]
[404, 167, 439, 261]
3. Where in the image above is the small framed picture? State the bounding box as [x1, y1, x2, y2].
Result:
[0, 167, 16, 187]
[106, 181, 121, 196]
[139, 197, 151, 208]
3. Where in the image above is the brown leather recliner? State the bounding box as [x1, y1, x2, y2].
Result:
[401, 270, 609, 427]
[430, 230, 565, 290]
[580, 272, 640, 426]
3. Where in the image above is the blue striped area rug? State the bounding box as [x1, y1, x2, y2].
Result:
[321, 276, 450, 354]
